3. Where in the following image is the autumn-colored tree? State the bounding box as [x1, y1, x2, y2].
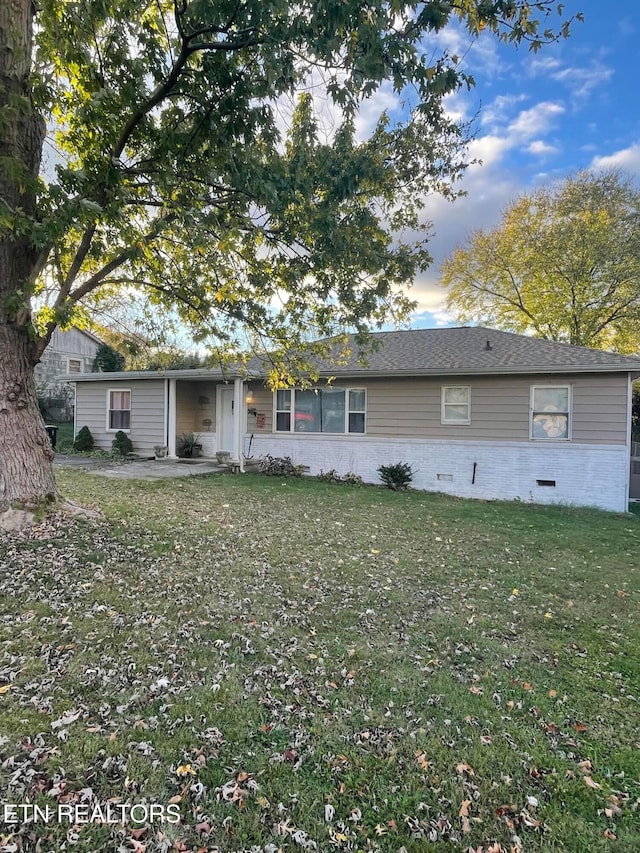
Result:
[1, 1, 578, 518]
[443, 170, 640, 352]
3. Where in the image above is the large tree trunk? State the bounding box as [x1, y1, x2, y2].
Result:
[1, 0, 59, 514]
[0, 325, 57, 511]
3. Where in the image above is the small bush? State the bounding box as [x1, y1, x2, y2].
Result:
[258, 455, 304, 477]
[73, 425, 94, 452]
[377, 461, 415, 490]
[318, 469, 363, 485]
[112, 430, 133, 456]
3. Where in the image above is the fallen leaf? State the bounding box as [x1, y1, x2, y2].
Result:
[584, 776, 601, 790]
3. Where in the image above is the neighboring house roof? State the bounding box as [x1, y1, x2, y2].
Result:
[60, 326, 640, 381]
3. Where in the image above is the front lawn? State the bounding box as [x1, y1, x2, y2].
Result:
[1, 472, 639, 852]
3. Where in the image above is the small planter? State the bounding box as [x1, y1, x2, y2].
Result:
[177, 432, 202, 458]
[216, 450, 231, 465]
[154, 445, 169, 460]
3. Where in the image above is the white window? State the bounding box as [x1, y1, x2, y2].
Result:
[274, 388, 366, 434]
[441, 385, 471, 425]
[530, 385, 571, 440]
[275, 389, 292, 432]
[107, 389, 131, 431]
[67, 358, 83, 374]
[348, 389, 366, 434]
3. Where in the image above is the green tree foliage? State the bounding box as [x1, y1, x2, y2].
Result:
[17, 2, 578, 362]
[0, 0, 578, 510]
[92, 342, 125, 372]
[442, 171, 640, 352]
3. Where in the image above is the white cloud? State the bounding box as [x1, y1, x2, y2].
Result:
[550, 62, 614, 100]
[507, 102, 564, 140]
[481, 93, 527, 129]
[590, 143, 640, 176]
[527, 55, 563, 75]
[527, 140, 559, 156]
[467, 134, 512, 168]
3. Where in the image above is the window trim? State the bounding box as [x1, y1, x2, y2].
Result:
[529, 384, 572, 441]
[67, 357, 83, 374]
[273, 387, 367, 435]
[106, 388, 132, 433]
[441, 385, 471, 425]
[274, 388, 292, 433]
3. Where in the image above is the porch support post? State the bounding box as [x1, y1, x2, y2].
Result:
[168, 378, 177, 458]
[233, 377, 244, 472]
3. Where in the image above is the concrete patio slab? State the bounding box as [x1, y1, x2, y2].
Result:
[54, 455, 228, 480]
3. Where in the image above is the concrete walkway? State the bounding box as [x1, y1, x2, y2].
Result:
[54, 454, 228, 480]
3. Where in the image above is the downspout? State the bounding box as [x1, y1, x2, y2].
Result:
[625, 373, 632, 508]
[163, 378, 168, 449]
[233, 377, 245, 473]
[72, 382, 77, 441]
[168, 378, 177, 458]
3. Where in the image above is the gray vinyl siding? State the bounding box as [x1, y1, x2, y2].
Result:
[75, 380, 166, 455]
[246, 382, 274, 433]
[248, 373, 629, 446]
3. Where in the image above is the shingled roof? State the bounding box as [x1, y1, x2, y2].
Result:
[62, 326, 640, 382]
[305, 326, 640, 377]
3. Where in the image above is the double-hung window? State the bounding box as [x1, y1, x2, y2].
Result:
[530, 385, 571, 440]
[275, 388, 366, 434]
[107, 389, 131, 431]
[441, 385, 471, 425]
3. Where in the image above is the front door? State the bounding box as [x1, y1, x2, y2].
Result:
[218, 386, 235, 452]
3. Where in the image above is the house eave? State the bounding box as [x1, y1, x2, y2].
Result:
[60, 364, 640, 383]
[58, 367, 255, 382]
[308, 365, 640, 379]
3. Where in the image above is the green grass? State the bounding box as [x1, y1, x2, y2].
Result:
[1, 471, 639, 852]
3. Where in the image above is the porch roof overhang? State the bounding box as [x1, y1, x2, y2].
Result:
[58, 367, 260, 382]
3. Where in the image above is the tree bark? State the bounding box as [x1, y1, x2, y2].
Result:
[1, 0, 59, 512]
[0, 324, 57, 510]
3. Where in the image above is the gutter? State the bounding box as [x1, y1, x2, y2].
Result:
[59, 365, 640, 383]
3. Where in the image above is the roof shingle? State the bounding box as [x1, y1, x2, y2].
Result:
[305, 326, 640, 376]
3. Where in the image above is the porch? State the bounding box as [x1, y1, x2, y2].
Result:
[168, 376, 247, 466]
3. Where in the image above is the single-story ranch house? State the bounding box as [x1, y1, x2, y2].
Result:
[61, 327, 640, 512]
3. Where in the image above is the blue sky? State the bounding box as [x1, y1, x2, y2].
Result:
[407, 2, 640, 327]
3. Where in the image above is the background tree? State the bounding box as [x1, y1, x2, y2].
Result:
[92, 342, 125, 372]
[1, 0, 578, 516]
[443, 170, 640, 352]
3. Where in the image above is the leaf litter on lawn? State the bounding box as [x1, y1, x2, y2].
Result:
[0, 472, 639, 851]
